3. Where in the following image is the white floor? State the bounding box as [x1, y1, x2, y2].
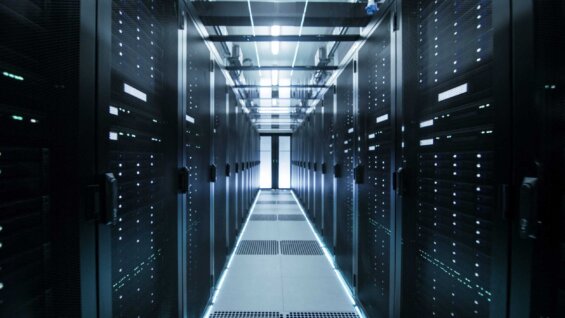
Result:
[208, 189, 359, 317]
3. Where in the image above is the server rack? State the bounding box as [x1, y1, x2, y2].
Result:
[0, 1, 91, 316]
[95, 1, 180, 316]
[213, 62, 228, 287]
[399, 0, 511, 316]
[322, 90, 336, 253]
[181, 13, 213, 317]
[314, 107, 324, 230]
[357, 5, 396, 318]
[334, 61, 356, 287]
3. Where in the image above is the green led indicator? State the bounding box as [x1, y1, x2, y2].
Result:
[2, 71, 24, 81]
[12, 115, 24, 121]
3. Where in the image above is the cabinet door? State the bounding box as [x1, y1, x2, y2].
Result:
[357, 8, 396, 318]
[96, 1, 180, 316]
[400, 1, 511, 317]
[335, 62, 356, 286]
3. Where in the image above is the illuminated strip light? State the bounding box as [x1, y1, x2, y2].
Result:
[290, 0, 309, 76]
[185, 115, 195, 123]
[3, 71, 24, 81]
[376, 114, 389, 123]
[438, 83, 468, 102]
[368, 146, 376, 151]
[204, 189, 262, 317]
[290, 190, 366, 317]
[419, 119, 434, 128]
[124, 83, 147, 101]
[420, 138, 434, 146]
[368, 133, 376, 140]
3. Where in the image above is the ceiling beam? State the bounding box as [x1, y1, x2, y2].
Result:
[225, 65, 338, 71]
[207, 35, 361, 42]
[194, 1, 371, 27]
[233, 85, 329, 89]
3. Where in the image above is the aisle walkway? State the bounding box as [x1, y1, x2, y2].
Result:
[207, 190, 361, 318]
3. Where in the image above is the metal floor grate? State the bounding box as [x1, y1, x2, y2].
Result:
[280, 240, 323, 255]
[236, 240, 279, 255]
[278, 214, 306, 221]
[210, 312, 284, 318]
[286, 313, 359, 318]
[250, 214, 278, 221]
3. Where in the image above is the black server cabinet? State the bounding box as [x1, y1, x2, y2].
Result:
[213, 63, 228, 286]
[0, 1, 90, 316]
[322, 91, 336, 253]
[399, 0, 511, 317]
[96, 0, 180, 316]
[314, 108, 324, 231]
[509, 0, 565, 316]
[181, 16, 212, 318]
[334, 61, 356, 286]
[227, 93, 238, 243]
[357, 6, 396, 318]
[225, 91, 239, 250]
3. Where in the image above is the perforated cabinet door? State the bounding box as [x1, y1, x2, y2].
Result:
[0, 1, 85, 316]
[357, 8, 396, 318]
[96, 1, 180, 316]
[334, 62, 356, 286]
[400, 1, 511, 317]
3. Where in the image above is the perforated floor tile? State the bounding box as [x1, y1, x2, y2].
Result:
[210, 312, 283, 318]
[236, 240, 279, 255]
[278, 214, 306, 221]
[251, 214, 278, 221]
[286, 313, 358, 318]
[280, 241, 323, 255]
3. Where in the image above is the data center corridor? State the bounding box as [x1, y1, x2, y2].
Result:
[1, 0, 564, 317]
[208, 190, 359, 316]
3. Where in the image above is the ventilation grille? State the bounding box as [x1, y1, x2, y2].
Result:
[280, 240, 323, 255]
[236, 240, 279, 255]
[250, 214, 278, 221]
[278, 214, 306, 221]
[210, 312, 283, 318]
[287, 313, 359, 318]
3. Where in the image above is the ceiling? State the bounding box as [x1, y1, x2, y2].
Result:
[194, 0, 372, 133]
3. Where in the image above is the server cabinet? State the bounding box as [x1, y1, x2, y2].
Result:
[181, 15, 212, 318]
[227, 94, 239, 243]
[322, 91, 336, 253]
[399, 0, 511, 317]
[334, 62, 356, 286]
[96, 0, 180, 316]
[213, 63, 228, 286]
[314, 107, 324, 230]
[509, 0, 565, 316]
[0, 1, 90, 316]
[357, 6, 396, 318]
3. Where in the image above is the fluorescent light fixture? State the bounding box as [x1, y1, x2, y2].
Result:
[271, 70, 279, 86]
[279, 78, 291, 98]
[272, 99, 278, 106]
[271, 41, 280, 55]
[257, 107, 291, 113]
[259, 78, 272, 98]
[306, 107, 314, 114]
[270, 25, 281, 36]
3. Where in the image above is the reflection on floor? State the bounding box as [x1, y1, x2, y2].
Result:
[206, 189, 362, 318]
